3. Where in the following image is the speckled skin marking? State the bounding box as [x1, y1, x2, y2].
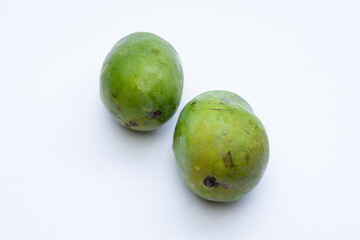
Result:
[172, 91, 269, 202]
[100, 32, 184, 131]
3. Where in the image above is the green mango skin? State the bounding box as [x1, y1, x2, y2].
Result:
[173, 91, 269, 202]
[100, 32, 183, 131]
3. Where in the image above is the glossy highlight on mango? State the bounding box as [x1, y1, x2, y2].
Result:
[173, 91, 269, 202]
[100, 32, 183, 131]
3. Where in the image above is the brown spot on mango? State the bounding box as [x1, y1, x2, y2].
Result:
[223, 151, 234, 168]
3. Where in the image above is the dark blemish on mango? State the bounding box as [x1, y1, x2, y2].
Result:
[203, 176, 219, 188]
[152, 110, 162, 118]
[243, 129, 250, 135]
[129, 121, 138, 127]
[149, 110, 162, 119]
[111, 110, 117, 115]
[245, 152, 250, 164]
[111, 93, 118, 99]
[223, 151, 233, 168]
[151, 48, 160, 55]
[124, 123, 130, 128]
[190, 101, 197, 106]
[210, 108, 222, 111]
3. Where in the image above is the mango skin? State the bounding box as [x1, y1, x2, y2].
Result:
[100, 32, 183, 131]
[173, 91, 269, 202]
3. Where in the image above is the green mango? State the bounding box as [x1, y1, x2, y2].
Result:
[100, 32, 183, 131]
[173, 91, 269, 202]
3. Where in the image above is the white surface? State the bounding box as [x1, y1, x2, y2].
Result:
[1, 0, 359, 239]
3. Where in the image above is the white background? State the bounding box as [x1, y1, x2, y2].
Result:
[1, 0, 359, 239]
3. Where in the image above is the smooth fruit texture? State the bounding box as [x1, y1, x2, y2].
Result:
[173, 91, 269, 202]
[100, 32, 183, 131]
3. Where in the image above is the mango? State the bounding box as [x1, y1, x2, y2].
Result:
[100, 32, 183, 131]
[173, 91, 269, 202]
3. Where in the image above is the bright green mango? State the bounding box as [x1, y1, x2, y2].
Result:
[100, 32, 183, 131]
[173, 91, 269, 202]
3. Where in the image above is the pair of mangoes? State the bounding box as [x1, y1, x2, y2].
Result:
[100, 32, 269, 202]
